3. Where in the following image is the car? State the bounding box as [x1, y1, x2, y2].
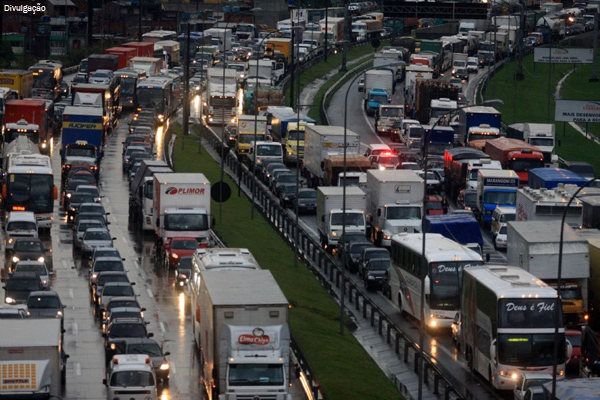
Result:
[425, 195, 445, 215]
[358, 247, 390, 278]
[295, 189, 317, 214]
[566, 23, 585, 36]
[4, 271, 44, 305]
[123, 135, 153, 151]
[262, 162, 286, 183]
[72, 72, 88, 84]
[175, 256, 193, 289]
[93, 271, 131, 304]
[345, 241, 374, 273]
[566, 329, 582, 368]
[7, 238, 47, 275]
[397, 161, 420, 170]
[348, 2, 361, 12]
[0, 304, 28, 319]
[278, 184, 298, 208]
[73, 213, 110, 238]
[89, 69, 114, 85]
[268, 168, 291, 191]
[513, 372, 552, 400]
[455, 68, 469, 82]
[64, 168, 97, 187]
[102, 306, 145, 332]
[67, 193, 98, 222]
[89, 257, 126, 289]
[456, 189, 477, 211]
[523, 387, 543, 400]
[77, 203, 109, 225]
[123, 145, 150, 170]
[273, 173, 298, 195]
[128, 152, 153, 171]
[357, 77, 365, 92]
[416, 170, 442, 194]
[494, 224, 508, 250]
[164, 237, 198, 269]
[449, 77, 463, 90]
[337, 231, 368, 257]
[111, 338, 171, 384]
[450, 209, 476, 218]
[98, 282, 136, 312]
[25, 290, 65, 328]
[102, 296, 145, 322]
[103, 317, 153, 363]
[81, 228, 115, 258]
[4, 211, 38, 253]
[467, 57, 479, 73]
[14, 261, 51, 289]
[75, 185, 103, 203]
[88, 247, 123, 269]
[362, 258, 390, 291]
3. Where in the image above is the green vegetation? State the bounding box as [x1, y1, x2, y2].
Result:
[171, 125, 401, 400]
[560, 61, 600, 138]
[484, 54, 600, 172]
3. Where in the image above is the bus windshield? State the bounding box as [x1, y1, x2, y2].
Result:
[33, 72, 57, 89]
[429, 262, 478, 310]
[120, 78, 137, 95]
[6, 174, 54, 213]
[137, 88, 165, 111]
[498, 333, 565, 367]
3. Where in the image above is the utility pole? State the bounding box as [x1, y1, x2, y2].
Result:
[290, 15, 295, 109]
[341, 0, 349, 72]
[515, 2, 525, 80]
[138, 0, 143, 42]
[324, 2, 328, 62]
[182, 22, 191, 151]
[87, 0, 94, 46]
[590, 12, 598, 82]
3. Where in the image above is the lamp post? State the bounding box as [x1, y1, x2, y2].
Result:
[551, 177, 600, 399]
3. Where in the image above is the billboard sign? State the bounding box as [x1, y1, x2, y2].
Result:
[555, 100, 600, 123]
[534, 48, 594, 64]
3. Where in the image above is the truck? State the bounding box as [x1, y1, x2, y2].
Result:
[323, 154, 371, 187]
[483, 138, 545, 185]
[536, 16, 565, 42]
[0, 69, 33, 98]
[245, 84, 284, 115]
[122, 41, 155, 57]
[104, 47, 137, 70]
[516, 186, 583, 227]
[424, 125, 454, 157]
[363, 69, 395, 116]
[476, 169, 519, 224]
[319, 17, 345, 46]
[303, 125, 360, 187]
[152, 173, 212, 249]
[404, 64, 434, 106]
[458, 20, 490, 35]
[579, 326, 600, 378]
[443, 147, 491, 198]
[351, 19, 383, 42]
[317, 186, 367, 249]
[104, 355, 156, 400]
[268, 107, 316, 164]
[375, 104, 404, 136]
[195, 270, 292, 400]
[87, 54, 119, 73]
[302, 30, 324, 47]
[373, 49, 405, 81]
[235, 23, 257, 41]
[0, 319, 67, 398]
[414, 79, 459, 124]
[451, 52, 468, 74]
[457, 106, 502, 146]
[414, 39, 444, 76]
[566, 186, 600, 230]
[204, 28, 232, 52]
[425, 213, 483, 255]
[507, 220, 589, 326]
[154, 40, 181, 67]
[205, 68, 238, 125]
[506, 123, 556, 165]
[70, 83, 118, 130]
[130, 162, 173, 232]
[236, 115, 268, 157]
[128, 56, 162, 76]
[3, 99, 48, 151]
[265, 38, 293, 65]
[366, 169, 424, 246]
[528, 168, 588, 190]
[60, 106, 104, 162]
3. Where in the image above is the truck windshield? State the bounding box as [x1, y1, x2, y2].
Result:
[6, 174, 54, 213]
[164, 214, 209, 231]
[210, 96, 236, 107]
[469, 132, 500, 142]
[430, 108, 453, 119]
[484, 191, 516, 205]
[228, 364, 284, 386]
[339, 176, 360, 187]
[331, 212, 364, 226]
[67, 147, 96, 158]
[137, 88, 165, 111]
[110, 371, 155, 387]
[428, 143, 452, 155]
[558, 286, 582, 300]
[529, 138, 553, 147]
[257, 145, 282, 156]
[508, 159, 545, 172]
[478, 43, 495, 51]
[238, 134, 264, 144]
[498, 333, 564, 367]
[386, 206, 421, 220]
[288, 130, 305, 141]
[370, 95, 388, 104]
[33, 72, 57, 89]
[120, 78, 137, 95]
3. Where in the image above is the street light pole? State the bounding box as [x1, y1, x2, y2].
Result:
[251, 34, 268, 220]
[182, 22, 191, 151]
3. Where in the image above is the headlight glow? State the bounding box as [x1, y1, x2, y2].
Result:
[160, 363, 170, 370]
[38, 257, 44, 262]
[5, 297, 15, 304]
[12, 256, 19, 263]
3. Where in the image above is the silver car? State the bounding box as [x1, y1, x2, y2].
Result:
[13, 261, 51, 289]
[73, 219, 106, 249]
[98, 282, 136, 312]
[26, 290, 65, 328]
[89, 69, 114, 85]
[81, 228, 115, 258]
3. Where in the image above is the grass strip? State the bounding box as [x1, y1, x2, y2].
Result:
[172, 125, 401, 400]
[484, 54, 600, 172]
[560, 58, 600, 138]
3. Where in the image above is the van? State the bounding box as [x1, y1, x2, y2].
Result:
[4, 211, 38, 252]
[247, 141, 283, 168]
[491, 206, 516, 239]
[364, 143, 392, 159]
[104, 354, 156, 400]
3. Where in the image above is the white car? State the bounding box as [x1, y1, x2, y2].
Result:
[494, 224, 508, 250]
[89, 69, 114, 85]
[81, 228, 115, 258]
[467, 57, 479, 73]
[513, 372, 552, 400]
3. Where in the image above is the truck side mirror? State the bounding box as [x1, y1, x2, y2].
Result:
[148, 333, 154, 338]
[164, 351, 171, 356]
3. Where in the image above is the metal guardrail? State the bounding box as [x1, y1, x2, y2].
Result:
[63, 65, 79, 75]
[198, 123, 469, 400]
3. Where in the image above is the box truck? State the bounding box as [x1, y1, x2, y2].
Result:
[366, 169, 424, 246]
[104, 47, 137, 70]
[528, 168, 588, 190]
[317, 186, 367, 249]
[506, 123, 556, 164]
[476, 169, 519, 224]
[483, 137, 545, 184]
[4, 99, 48, 152]
[425, 213, 483, 255]
[457, 106, 502, 146]
[87, 54, 120, 73]
[516, 186, 583, 227]
[195, 270, 292, 400]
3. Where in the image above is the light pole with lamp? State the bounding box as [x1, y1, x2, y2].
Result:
[416, 98, 503, 400]
[551, 177, 600, 399]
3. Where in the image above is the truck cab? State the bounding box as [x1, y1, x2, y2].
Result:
[104, 354, 156, 400]
[365, 89, 389, 116]
[375, 104, 404, 136]
[248, 141, 284, 168]
[476, 169, 519, 225]
[61, 140, 99, 180]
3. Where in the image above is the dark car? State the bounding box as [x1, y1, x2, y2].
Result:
[102, 296, 145, 322]
[345, 241, 374, 273]
[111, 338, 171, 384]
[295, 189, 317, 214]
[264, 162, 287, 184]
[358, 247, 390, 278]
[362, 258, 390, 290]
[103, 317, 153, 363]
[93, 271, 131, 304]
[7, 238, 47, 273]
[337, 231, 368, 257]
[4, 271, 44, 305]
[273, 174, 298, 195]
[455, 68, 469, 82]
[62, 178, 89, 207]
[278, 184, 298, 208]
[456, 189, 477, 211]
[98, 282, 136, 312]
[67, 193, 97, 222]
[89, 257, 126, 289]
[103, 307, 145, 332]
[175, 256, 193, 289]
[87, 247, 123, 269]
[25, 290, 65, 328]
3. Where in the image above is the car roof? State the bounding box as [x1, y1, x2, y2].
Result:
[97, 271, 128, 276]
[106, 296, 138, 304]
[111, 317, 145, 324]
[16, 261, 46, 267]
[9, 271, 39, 279]
[85, 227, 110, 233]
[29, 290, 59, 297]
[14, 237, 42, 243]
[109, 307, 142, 313]
[103, 282, 133, 287]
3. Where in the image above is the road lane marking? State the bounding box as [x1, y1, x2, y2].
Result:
[72, 322, 78, 335]
[159, 322, 166, 333]
[69, 289, 74, 299]
[134, 260, 141, 270]
[62, 259, 69, 270]
[75, 363, 81, 376]
[122, 236, 129, 246]
[171, 364, 177, 374]
[146, 288, 154, 298]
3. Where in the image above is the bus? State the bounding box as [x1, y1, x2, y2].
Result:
[177, 32, 213, 59]
[2, 154, 56, 228]
[28, 60, 63, 101]
[387, 233, 483, 328]
[141, 30, 177, 43]
[459, 265, 567, 390]
[115, 68, 147, 109]
[136, 76, 176, 123]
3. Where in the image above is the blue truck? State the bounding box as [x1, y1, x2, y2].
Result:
[457, 106, 502, 146]
[476, 169, 519, 225]
[425, 213, 484, 256]
[423, 125, 454, 157]
[363, 69, 394, 116]
[528, 167, 588, 189]
[267, 106, 316, 164]
[61, 106, 104, 163]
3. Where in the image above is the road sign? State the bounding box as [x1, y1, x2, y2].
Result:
[555, 100, 600, 123]
[534, 48, 594, 64]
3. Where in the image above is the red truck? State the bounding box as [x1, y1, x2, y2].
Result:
[104, 47, 137, 70]
[88, 54, 120, 73]
[484, 138, 545, 184]
[3, 99, 48, 151]
[122, 42, 155, 57]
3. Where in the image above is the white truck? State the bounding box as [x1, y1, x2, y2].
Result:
[104, 355, 156, 400]
[192, 248, 260, 273]
[458, 20, 490, 35]
[152, 173, 212, 249]
[204, 28, 232, 52]
[375, 104, 404, 136]
[366, 169, 424, 247]
[317, 186, 367, 249]
[128, 56, 162, 76]
[516, 187, 583, 227]
[195, 270, 292, 400]
[248, 141, 284, 167]
[351, 19, 383, 42]
[506, 123, 557, 165]
[154, 40, 181, 67]
[248, 59, 275, 83]
[319, 17, 345, 46]
[373, 49, 405, 81]
[140, 165, 173, 232]
[302, 30, 324, 47]
[0, 319, 67, 399]
[303, 125, 360, 187]
[206, 68, 238, 125]
[451, 53, 468, 74]
[507, 220, 590, 326]
[405, 64, 433, 105]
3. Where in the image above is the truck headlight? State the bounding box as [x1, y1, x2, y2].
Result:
[56, 310, 63, 318]
[12, 256, 19, 263]
[38, 256, 45, 262]
[5, 297, 15, 304]
[330, 231, 338, 236]
[66, 193, 72, 198]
